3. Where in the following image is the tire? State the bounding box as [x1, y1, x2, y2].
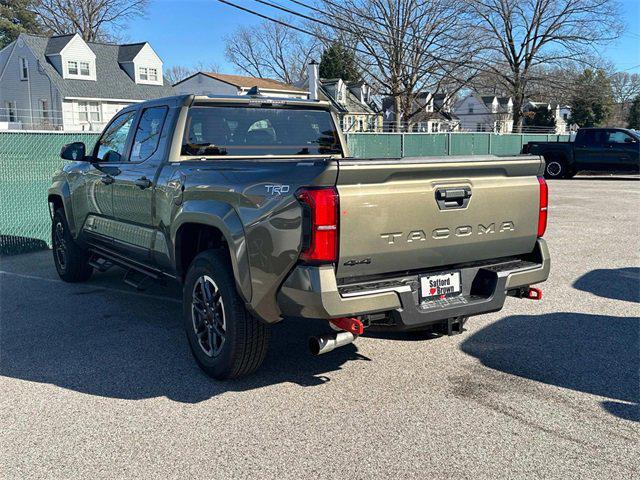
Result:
[183, 249, 270, 380]
[544, 156, 567, 179]
[52, 209, 93, 282]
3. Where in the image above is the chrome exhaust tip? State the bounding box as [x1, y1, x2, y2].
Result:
[309, 331, 356, 356]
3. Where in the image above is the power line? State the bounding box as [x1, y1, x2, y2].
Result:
[274, 0, 478, 61]
[216, 0, 468, 84]
[280, 0, 442, 49]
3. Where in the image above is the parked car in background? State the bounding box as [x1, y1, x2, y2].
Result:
[523, 128, 640, 178]
[48, 94, 550, 379]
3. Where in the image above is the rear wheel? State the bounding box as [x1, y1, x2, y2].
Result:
[544, 156, 569, 179]
[52, 209, 93, 282]
[183, 249, 270, 379]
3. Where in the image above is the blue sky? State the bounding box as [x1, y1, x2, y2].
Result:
[134, 0, 640, 75]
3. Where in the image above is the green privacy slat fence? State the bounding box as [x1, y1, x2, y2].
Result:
[0, 131, 99, 254]
[1, 131, 567, 254]
[345, 132, 570, 158]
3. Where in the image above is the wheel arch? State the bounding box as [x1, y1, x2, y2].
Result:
[172, 202, 252, 303]
[47, 182, 76, 236]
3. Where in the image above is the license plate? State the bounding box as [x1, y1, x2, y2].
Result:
[420, 271, 462, 300]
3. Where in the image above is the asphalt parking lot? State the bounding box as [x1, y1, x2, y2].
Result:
[1, 176, 639, 479]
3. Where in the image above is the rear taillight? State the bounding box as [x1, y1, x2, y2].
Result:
[296, 187, 338, 263]
[537, 177, 548, 237]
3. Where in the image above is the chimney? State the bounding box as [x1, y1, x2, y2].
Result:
[308, 60, 319, 101]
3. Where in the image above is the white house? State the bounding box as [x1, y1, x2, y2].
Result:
[523, 101, 572, 133]
[0, 33, 173, 131]
[173, 72, 308, 98]
[382, 92, 459, 132]
[454, 94, 514, 133]
[292, 61, 382, 132]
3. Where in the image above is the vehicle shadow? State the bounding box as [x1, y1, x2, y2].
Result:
[573, 267, 639, 303]
[460, 312, 639, 422]
[570, 175, 639, 181]
[0, 276, 369, 404]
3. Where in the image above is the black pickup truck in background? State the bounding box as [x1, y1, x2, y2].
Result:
[522, 128, 640, 178]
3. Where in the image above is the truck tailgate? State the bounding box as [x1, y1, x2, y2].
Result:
[335, 155, 544, 280]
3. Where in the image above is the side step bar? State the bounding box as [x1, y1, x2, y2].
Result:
[88, 257, 113, 272]
[88, 246, 163, 291]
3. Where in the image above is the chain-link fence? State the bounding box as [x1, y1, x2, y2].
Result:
[0, 130, 565, 255]
[0, 131, 99, 254]
[345, 132, 569, 158]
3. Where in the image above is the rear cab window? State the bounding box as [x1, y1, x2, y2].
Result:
[180, 105, 343, 158]
[576, 130, 605, 147]
[130, 106, 168, 162]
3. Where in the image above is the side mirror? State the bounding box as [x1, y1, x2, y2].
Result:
[624, 137, 636, 144]
[60, 142, 87, 161]
[102, 150, 121, 163]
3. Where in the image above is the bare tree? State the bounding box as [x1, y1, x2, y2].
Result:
[610, 72, 640, 104]
[164, 63, 221, 86]
[224, 18, 320, 84]
[470, 62, 582, 107]
[608, 72, 640, 126]
[164, 66, 196, 86]
[33, 0, 148, 42]
[320, 0, 478, 130]
[469, 0, 622, 131]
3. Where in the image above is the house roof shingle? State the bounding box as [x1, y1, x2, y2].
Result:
[199, 72, 306, 92]
[117, 43, 146, 63]
[480, 95, 496, 107]
[44, 34, 75, 55]
[21, 34, 174, 101]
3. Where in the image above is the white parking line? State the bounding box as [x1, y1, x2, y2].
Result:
[0, 270, 181, 304]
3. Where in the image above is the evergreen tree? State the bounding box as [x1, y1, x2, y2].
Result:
[0, 0, 42, 49]
[319, 42, 360, 82]
[524, 106, 556, 128]
[569, 69, 614, 127]
[627, 95, 640, 129]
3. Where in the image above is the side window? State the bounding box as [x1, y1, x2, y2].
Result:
[95, 111, 136, 162]
[130, 107, 168, 162]
[606, 131, 633, 144]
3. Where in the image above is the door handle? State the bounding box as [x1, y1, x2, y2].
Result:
[100, 175, 114, 185]
[135, 177, 152, 189]
[435, 187, 472, 210]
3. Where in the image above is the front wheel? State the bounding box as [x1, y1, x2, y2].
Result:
[183, 250, 270, 380]
[52, 209, 93, 282]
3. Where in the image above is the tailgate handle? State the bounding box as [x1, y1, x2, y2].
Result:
[435, 187, 472, 210]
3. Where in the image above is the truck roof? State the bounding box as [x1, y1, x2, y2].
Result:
[131, 94, 332, 111]
[576, 127, 638, 135]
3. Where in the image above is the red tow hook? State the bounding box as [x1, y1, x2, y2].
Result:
[526, 287, 543, 300]
[330, 317, 364, 335]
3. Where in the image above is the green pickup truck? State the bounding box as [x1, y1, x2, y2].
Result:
[48, 94, 550, 379]
[523, 127, 640, 178]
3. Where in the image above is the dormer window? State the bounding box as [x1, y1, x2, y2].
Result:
[139, 67, 148, 81]
[148, 68, 158, 82]
[68, 60, 91, 77]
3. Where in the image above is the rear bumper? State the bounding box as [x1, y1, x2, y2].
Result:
[277, 239, 550, 329]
